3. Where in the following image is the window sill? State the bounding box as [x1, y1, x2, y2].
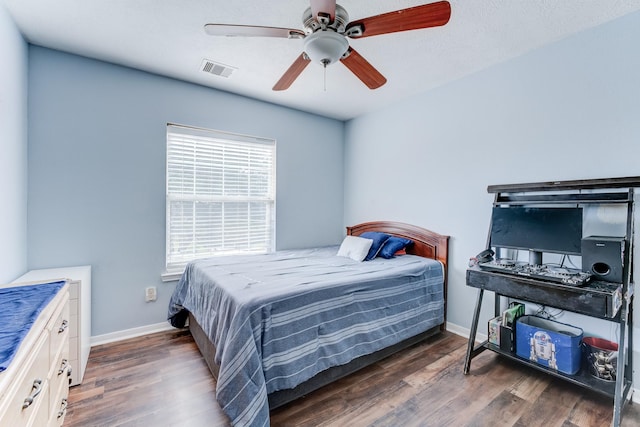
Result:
[161, 270, 183, 282]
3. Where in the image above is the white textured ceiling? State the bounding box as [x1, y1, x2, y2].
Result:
[3, 0, 640, 120]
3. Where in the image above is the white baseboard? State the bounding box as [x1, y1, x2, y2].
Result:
[446, 320, 487, 342]
[91, 321, 175, 347]
[446, 321, 639, 405]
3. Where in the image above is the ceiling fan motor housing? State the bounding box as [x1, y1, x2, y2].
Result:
[302, 4, 349, 33]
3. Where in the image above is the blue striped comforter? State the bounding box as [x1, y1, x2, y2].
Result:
[168, 246, 444, 426]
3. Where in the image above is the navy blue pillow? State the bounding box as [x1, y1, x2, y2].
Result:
[360, 232, 391, 261]
[379, 236, 413, 259]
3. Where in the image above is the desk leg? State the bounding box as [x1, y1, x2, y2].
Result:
[612, 298, 632, 427]
[464, 288, 485, 375]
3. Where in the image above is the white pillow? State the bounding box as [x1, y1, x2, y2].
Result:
[336, 235, 374, 262]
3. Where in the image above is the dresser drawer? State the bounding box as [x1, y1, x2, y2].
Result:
[0, 332, 50, 427]
[50, 353, 70, 427]
[68, 336, 79, 386]
[48, 300, 70, 370]
[48, 298, 70, 427]
[49, 345, 70, 419]
[51, 395, 68, 427]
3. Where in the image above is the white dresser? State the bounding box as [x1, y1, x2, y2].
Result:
[0, 282, 71, 427]
[13, 266, 91, 386]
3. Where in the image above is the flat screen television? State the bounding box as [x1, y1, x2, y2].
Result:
[490, 207, 583, 263]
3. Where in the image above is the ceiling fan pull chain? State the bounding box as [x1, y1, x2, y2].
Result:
[323, 59, 328, 92]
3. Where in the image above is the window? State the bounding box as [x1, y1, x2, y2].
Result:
[165, 124, 276, 275]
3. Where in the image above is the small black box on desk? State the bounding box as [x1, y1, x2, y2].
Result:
[492, 303, 524, 353]
[500, 325, 515, 352]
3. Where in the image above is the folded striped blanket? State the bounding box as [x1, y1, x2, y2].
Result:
[0, 281, 66, 372]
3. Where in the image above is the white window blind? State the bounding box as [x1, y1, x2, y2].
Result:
[166, 124, 276, 273]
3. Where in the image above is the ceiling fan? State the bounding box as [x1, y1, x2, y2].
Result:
[204, 0, 451, 91]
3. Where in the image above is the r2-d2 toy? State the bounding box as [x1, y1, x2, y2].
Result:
[530, 331, 557, 370]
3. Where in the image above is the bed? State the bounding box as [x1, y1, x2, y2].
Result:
[168, 221, 449, 426]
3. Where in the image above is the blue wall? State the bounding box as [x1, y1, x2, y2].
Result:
[27, 47, 345, 335]
[0, 4, 28, 283]
[19, 8, 640, 383]
[344, 10, 640, 383]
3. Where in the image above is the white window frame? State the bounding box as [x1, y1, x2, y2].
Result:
[163, 123, 276, 280]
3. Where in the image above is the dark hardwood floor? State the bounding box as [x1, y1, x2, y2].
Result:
[64, 329, 639, 426]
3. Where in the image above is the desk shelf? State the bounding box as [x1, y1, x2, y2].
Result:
[483, 341, 631, 398]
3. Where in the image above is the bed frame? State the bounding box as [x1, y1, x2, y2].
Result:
[188, 221, 449, 410]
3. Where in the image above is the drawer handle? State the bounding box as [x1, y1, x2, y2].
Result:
[57, 398, 68, 419]
[22, 378, 43, 409]
[59, 319, 69, 333]
[58, 358, 69, 376]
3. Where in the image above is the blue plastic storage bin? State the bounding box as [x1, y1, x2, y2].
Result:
[515, 315, 583, 375]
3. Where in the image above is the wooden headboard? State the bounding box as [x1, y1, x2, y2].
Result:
[347, 221, 449, 268]
[347, 221, 450, 328]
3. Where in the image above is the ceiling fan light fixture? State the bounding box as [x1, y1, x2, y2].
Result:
[303, 30, 349, 65]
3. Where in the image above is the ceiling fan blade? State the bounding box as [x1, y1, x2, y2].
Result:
[310, 0, 336, 22]
[340, 47, 387, 90]
[204, 24, 305, 39]
[345, 1, 451, 39]
[273, 53, 311, 91]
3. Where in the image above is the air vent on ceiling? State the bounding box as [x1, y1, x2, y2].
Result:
[200, 59, 237, 78]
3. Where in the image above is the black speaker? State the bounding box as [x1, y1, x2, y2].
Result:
[581, 236, 625, 283]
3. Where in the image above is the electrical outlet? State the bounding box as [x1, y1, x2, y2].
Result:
[145, 286, 157, 302]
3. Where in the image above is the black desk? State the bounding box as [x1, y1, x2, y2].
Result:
[470, 177, 638, 427]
